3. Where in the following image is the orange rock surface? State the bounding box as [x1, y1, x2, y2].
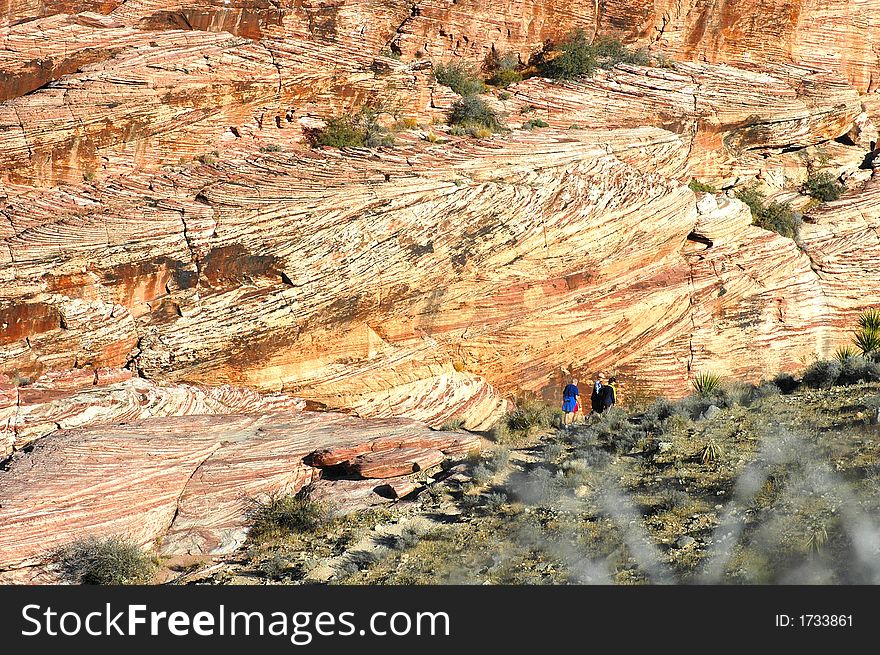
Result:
[2, 0, 880, 582]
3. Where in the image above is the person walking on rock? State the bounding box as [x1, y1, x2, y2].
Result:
[562, 378, 580, 427]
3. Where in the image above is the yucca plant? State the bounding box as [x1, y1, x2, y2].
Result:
[701, 440, 723, 465]
[857, 308, 880, 332]
[692, 371, 723, 397]
[835, 345, 859, 363]
[854, 326, 880, 359]
[803, 522, 828, 554]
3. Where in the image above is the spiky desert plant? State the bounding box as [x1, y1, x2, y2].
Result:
[835, 345, 859, 363]
[858, 308, 880, 332]
[692, 371, 723, 397]
[803, 522, 828, 554]
[701, 440, 723, 465]
[854, 309, 880, 359]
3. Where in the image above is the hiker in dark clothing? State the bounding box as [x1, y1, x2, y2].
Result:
[598, 376, 618, 412]
[562, 378, 580, 427]
[590, 372, 605, 414]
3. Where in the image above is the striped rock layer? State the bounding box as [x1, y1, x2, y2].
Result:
[0, 377, 477, 582]
[2, 0, 880, 583]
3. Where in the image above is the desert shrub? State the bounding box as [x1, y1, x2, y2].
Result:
[55, 536, 155, 585]
[656, 488, 690, 511]
[593, 36, 651, 68]
[440, 417, 465, 431]
[735, 184, 801, 240]
[485, 51, 522, 88]
[523, 118, 549, 129]
[449, 124, 493, 138]
[692, 371, 723, 397]
[802, 359, 842, 389]
[573, 445, 612, 468]
[837, 355, 880, 386]
[802, 171, 845, 202]
[448, 95, 502, 133]
[478, 448, 510, 474]
[259, 144, 282, 153]
[472, 463, 494, 485]
[593, 407, 642, 452]
[538, 30, 598, 80]
[508, 467, 559, 505]
[752, 382, 781, 401]
[491, 400, 562, 442]
[8, 371, 32, 387]
[247, 493, 327, 541]
[652, 52, 677, 68]
[315, 107, 395, 148]
[434, 61, 487, 96]
[383, 525, 424, 551]
[542, 442, 565, 462]
[259, 553, 294, 580]
[538, 31, 652, 80]
[772, 372, 800, 394]
[483, 491, 509, 512]
[689, 179, 718, 193]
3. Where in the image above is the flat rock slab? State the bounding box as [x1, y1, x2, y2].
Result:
[311, 433, 480, 468]
[349, 447, 446, 479]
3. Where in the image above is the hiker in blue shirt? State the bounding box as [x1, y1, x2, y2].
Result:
[562, 378, 580, 427]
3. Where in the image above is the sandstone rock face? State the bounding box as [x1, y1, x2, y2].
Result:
[0, 382, 474, 582]
[2, 1, 880, 585]
[0, 372, 306, 458]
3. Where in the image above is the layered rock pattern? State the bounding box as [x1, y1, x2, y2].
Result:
[0, 372, 308, 457]
[0, 384, 475, 582]
[3, 0, 880, 584]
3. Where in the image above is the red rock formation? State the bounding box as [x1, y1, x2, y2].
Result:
[0, 389, 475, 581]
[2, 0, 880, 584]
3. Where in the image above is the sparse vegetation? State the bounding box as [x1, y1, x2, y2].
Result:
[55, 536, 156, 585]
[802, 359, 842, 389]
[448, 95, 502, 136]
[434, 61, 488, 97]
[802, 171, 845, 202]
[772, 372, 800, 394]
[314, 106, 395, 149]
[538, 31, 652, 80]
[485, 51, 523, 88]
[735, 184, 801, 240]
[523, 118, 549, 130]
[692, 371, 723, 397]
[440, 417, 466, 431]
[260, 144, 283, 153]
[689, 179, 718, 193]
[247, 493, 328, 542]
[491, 399, 562, 443]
